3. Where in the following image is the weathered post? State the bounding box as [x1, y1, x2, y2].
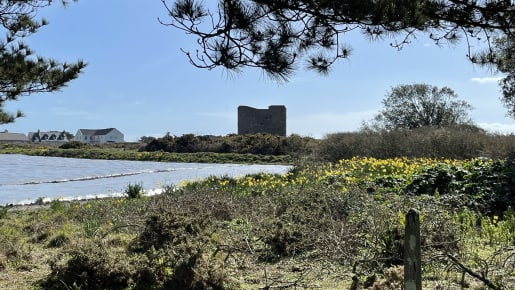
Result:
[404, 208, 422, 290]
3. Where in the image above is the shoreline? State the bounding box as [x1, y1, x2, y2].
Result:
[0, 154, 292, 207]
[4, 187, 167, 211]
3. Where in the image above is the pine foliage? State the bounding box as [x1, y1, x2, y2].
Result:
[0, 0, 86, 124]
[163, 0, 514, 81]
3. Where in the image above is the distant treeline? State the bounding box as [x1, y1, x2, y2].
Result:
[141, 127, 515, 161]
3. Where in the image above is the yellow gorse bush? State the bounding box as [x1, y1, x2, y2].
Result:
[180, 157, 474, 196]
[313, 157, 445, 187]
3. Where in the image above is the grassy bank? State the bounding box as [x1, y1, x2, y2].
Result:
[0, 144, 292, 164]
[1, 157, 514, 289]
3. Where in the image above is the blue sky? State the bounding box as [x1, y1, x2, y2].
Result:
[2, 1, 513, 141]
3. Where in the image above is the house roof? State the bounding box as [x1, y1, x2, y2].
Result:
[77, 128, 119, 136]
[0, 132, 28, 141]
[29, 131, 67, 136]
[28, 131, 69, 141]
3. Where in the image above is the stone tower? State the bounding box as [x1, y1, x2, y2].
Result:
[238, 105, 286, 136]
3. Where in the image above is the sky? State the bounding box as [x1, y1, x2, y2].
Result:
[2, 1, 514, 142]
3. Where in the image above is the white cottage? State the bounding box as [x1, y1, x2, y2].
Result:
[74, 128, 124, 144]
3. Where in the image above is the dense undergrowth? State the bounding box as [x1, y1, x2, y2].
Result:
[1, 157, 514, 289]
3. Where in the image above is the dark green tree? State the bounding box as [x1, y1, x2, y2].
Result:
[362, 84, 474, 131]
[0, 1, 86, 124]
[162, 0, 514, 81]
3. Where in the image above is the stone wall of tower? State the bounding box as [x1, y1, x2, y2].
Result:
[238, 105, 286, 136]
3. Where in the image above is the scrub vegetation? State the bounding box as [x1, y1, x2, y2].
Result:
[1, 154, 515, 289]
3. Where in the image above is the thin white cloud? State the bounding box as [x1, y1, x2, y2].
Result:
[478, 122, 515, 135]
[469, 77, 502, 84]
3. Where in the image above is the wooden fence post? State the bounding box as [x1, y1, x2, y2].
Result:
[404, 208, 422, 290]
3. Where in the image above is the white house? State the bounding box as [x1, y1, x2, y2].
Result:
[74, 128, 125, 144]
[28, 130, 70, 143]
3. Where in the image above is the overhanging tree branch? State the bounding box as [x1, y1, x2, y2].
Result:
[163, 0, 514, 81]
[0, 0, 86, 124]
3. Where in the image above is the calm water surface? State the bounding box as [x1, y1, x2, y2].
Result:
[0, 154, 291, 205]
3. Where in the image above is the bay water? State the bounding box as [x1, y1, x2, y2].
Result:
[0, 154, 291, 205]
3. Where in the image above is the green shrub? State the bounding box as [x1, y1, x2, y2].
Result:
[125, 183, 144, 199]
[59, 141, 89, 149]
[163, 251, 230, 290]
[47, 233, 69, 248]
[128, 211, 234, 289]
[34, 197, 45, 205]
[49, 199, 66, 212]
[130, 212, 205, 252]
[0, 206, 7, 220]
[45, 245, 135, 289]
[405, 159, 515, 214]
[263, 220, 304, 260]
